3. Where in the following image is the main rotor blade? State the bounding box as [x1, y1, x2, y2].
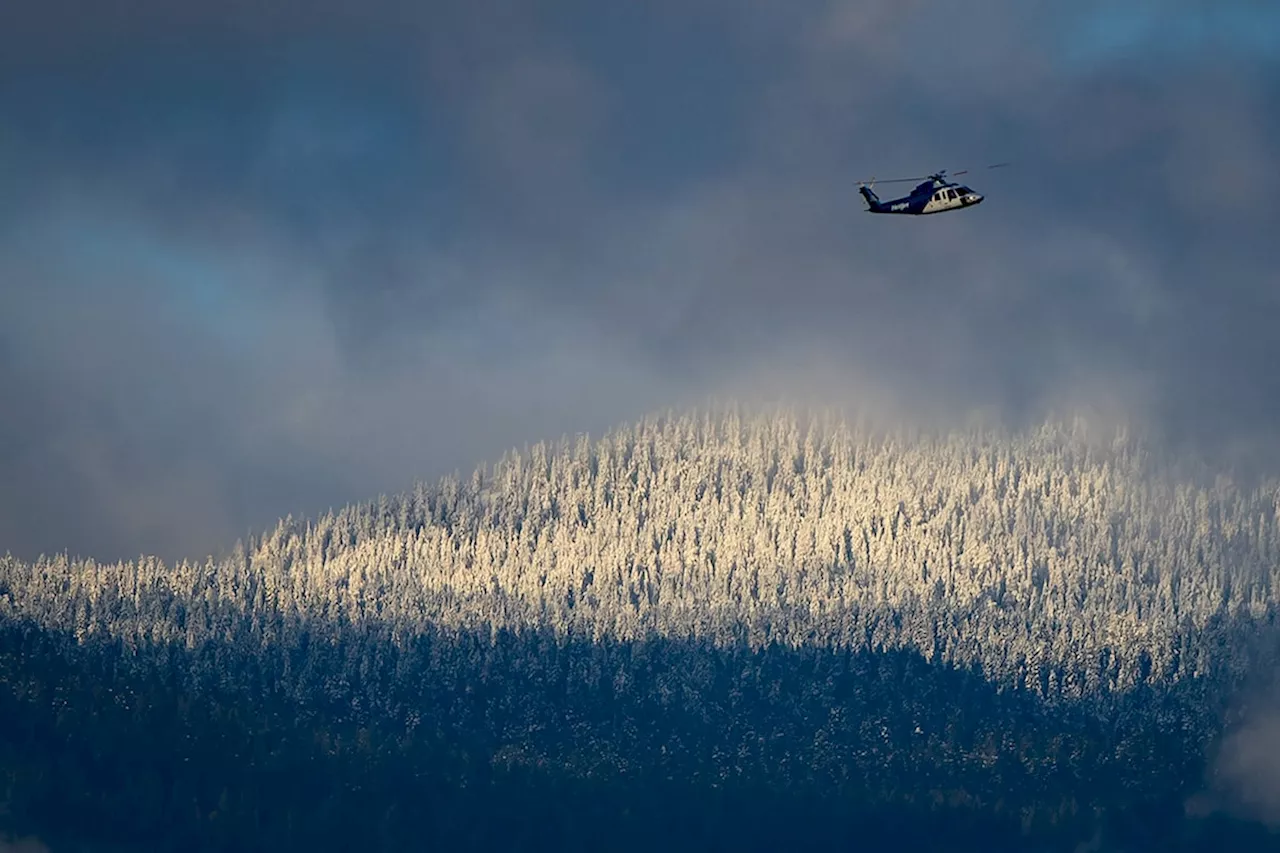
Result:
[860, 175, 930, 184]
[858, 163, 1008, 185]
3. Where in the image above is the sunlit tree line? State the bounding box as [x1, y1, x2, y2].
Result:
[4, 407, 1279, 704]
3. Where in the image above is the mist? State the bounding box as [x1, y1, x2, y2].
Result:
[2, 0, 1278, 562]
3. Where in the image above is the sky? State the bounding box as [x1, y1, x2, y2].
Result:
[1, 0, 1278, 564]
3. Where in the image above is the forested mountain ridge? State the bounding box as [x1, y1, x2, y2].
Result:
[4, 408, 1280, 850]
[7, 409, 1279, 697]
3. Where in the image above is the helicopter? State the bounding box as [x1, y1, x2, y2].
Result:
[857, 163, 1009, 215]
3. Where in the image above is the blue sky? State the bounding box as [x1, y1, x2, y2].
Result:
[1059, 2, 1280, 69]
[1, 0, 1278, 562]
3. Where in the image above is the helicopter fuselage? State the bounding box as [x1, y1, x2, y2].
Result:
[860, 178, 984, 215]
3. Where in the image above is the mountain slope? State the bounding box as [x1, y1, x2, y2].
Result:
[10, 408, 1279, 693]
[3, 408, 1280, 850]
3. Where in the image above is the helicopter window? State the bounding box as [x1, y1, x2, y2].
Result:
[957, 186, 973, 194]
[947, 189, 958, 200]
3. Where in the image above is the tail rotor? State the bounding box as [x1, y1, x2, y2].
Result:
[950, 162, 1010, 178]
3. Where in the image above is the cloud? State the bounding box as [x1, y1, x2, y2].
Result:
[0, 191, 682, 563]
[1215, 713, 1280, 826]
[1191, 683, 1280, 830]
[1, 0, 1278, 562]
[0, 835, 49, 853]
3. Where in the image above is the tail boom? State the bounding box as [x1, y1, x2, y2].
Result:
[858, 184, 885, 213]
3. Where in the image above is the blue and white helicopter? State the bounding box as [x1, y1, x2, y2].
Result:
[857, 163, 1008, 215]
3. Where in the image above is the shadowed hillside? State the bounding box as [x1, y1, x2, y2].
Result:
[4, 408, 1280, 850]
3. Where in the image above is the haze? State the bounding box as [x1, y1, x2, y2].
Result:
[2, 0, 1278, 563]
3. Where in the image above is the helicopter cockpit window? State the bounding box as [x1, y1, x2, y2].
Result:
[947, 189, 958, 200]
[957, 186, 973, 195]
